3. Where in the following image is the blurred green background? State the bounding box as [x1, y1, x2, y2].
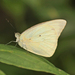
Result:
[0, 0, 75, 75]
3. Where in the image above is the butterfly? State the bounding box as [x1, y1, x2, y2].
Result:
[15, 19, 67, 57]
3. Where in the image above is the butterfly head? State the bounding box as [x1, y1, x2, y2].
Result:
[15, 33, 21, 42]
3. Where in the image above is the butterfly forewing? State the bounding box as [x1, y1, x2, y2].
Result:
[18, 19, 66, 57]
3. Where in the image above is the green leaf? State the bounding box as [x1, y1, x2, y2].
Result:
[0, 44, 69, 75]
[0, 70, 6, 75]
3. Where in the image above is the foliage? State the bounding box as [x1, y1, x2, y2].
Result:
[0, 0, 75, 75]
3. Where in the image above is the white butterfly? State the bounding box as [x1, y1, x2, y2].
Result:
[15, 19, 67, 57]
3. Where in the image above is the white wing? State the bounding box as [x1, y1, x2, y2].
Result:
[18, 19, 67, 57]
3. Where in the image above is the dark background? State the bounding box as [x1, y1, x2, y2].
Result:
[0, 0, 75, 75]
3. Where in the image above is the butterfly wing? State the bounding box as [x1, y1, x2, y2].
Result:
[18, 19, 66, 57]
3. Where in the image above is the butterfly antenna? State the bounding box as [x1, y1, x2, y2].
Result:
[5, 19, 18, 45]
[6, 18, 17, 32]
